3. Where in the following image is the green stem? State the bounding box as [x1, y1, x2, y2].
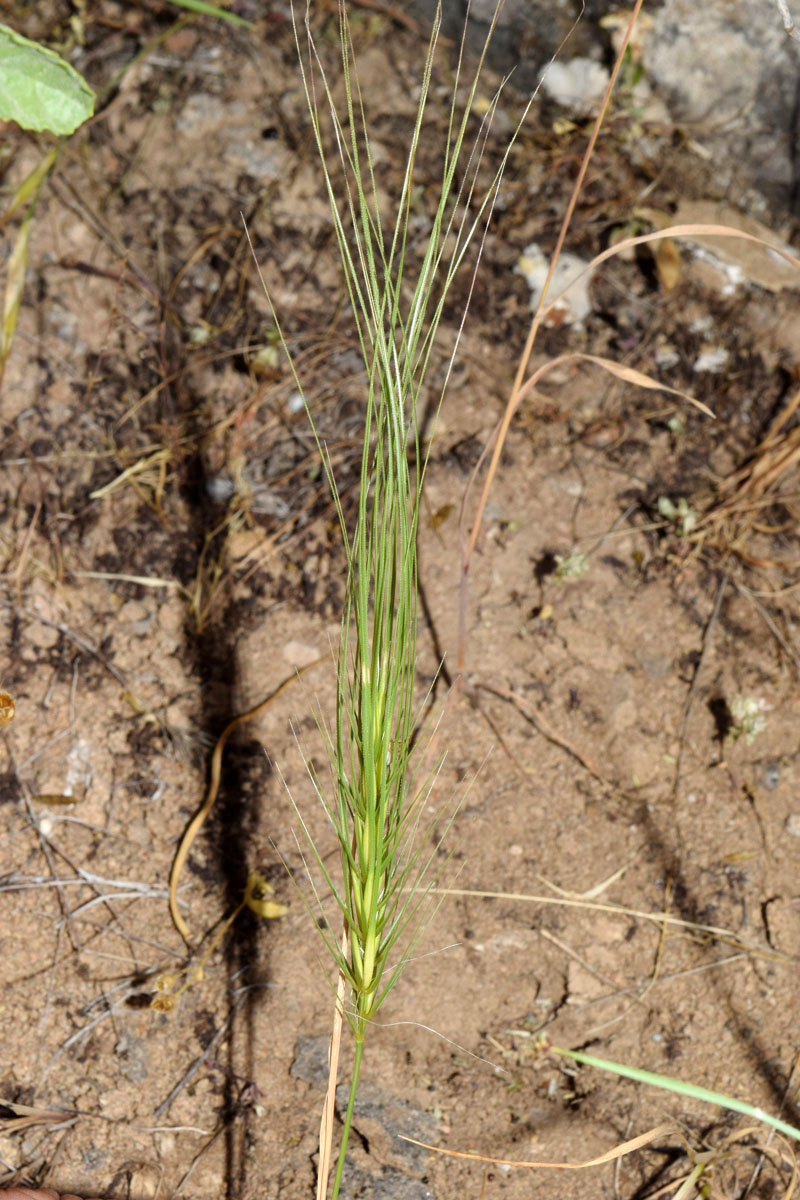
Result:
[331, 1036, 366, 1200]
[674, 1162, 709, 1200]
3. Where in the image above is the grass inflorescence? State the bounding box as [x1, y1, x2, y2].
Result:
[250, 2, 526, 1193]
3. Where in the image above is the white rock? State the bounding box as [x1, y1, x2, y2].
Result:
[516, 243, 594, 327]
[693, 346, 729, 374]
[539, 58, 610, 115]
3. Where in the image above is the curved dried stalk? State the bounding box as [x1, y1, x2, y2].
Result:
[168, 659, 324, 944]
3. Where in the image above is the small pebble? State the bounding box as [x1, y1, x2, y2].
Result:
[539, 57, 610, 114]
[693, 346, 729, 374]
[206, 474, 236, 501]
[785, 813, 800, 838]
[763, 762, 780, 790]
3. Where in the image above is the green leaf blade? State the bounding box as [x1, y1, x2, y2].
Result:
[165, 0, 251, 28]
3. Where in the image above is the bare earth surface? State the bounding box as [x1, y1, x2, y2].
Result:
[2, 5, 800, 1200]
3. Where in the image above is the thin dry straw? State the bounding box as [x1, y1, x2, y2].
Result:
[168, 659, 324, 944]
[433, 886, 785, 959]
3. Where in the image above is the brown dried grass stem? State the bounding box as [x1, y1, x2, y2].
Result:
[168, 658, 325, 944]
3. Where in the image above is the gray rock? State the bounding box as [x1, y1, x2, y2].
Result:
[764, 761, 781, 790]
[406, 1, 800, 213]
[339, 1165, 433, 1200]
[407, 0, 604, 92]
[290, 1033, 330, 1087]
[643, 0, 800, 212]
[335, 1082, 438, 1174]
[291, 1038, 438, 1193]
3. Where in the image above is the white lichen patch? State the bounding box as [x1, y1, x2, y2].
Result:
[515, 244, 594, 326]
[539, 57, 610, 115]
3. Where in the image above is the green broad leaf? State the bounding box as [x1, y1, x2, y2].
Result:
[0, 24, 95, 135]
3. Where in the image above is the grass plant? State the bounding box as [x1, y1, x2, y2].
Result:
[141, 0, 800, 1192]
[277, 4, 800, 1194]
[249, 3, 530, 1193]
[3, 0, 799, 1192]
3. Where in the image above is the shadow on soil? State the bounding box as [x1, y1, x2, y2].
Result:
[180, 444, 275, 1200]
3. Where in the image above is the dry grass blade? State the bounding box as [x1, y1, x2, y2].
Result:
[582, 222, 800, 279]
[0, 1101, 74, 1134]
[0, 150, 57, 229]
[457, 0, 646, 673]
[514, 351, 714, 418]
[0, 149, 57, 376]
[1, 209, 33, 375]
[400, 1122, 675, 1169]
[88, 447, 173, 504]
[315, 929, 349, 1200]
[691, 389, 800, 566]
[168, 659, 324, 944]
[433, 886, 786, 959]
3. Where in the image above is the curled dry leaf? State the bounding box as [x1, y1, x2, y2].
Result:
[0, 690, 15, 726]
[244, 870, 289, 920]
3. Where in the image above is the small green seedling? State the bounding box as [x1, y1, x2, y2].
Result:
[658, 494, 698, 536]
[727, 694, 768, 745]
[553, 550, 590, 582]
